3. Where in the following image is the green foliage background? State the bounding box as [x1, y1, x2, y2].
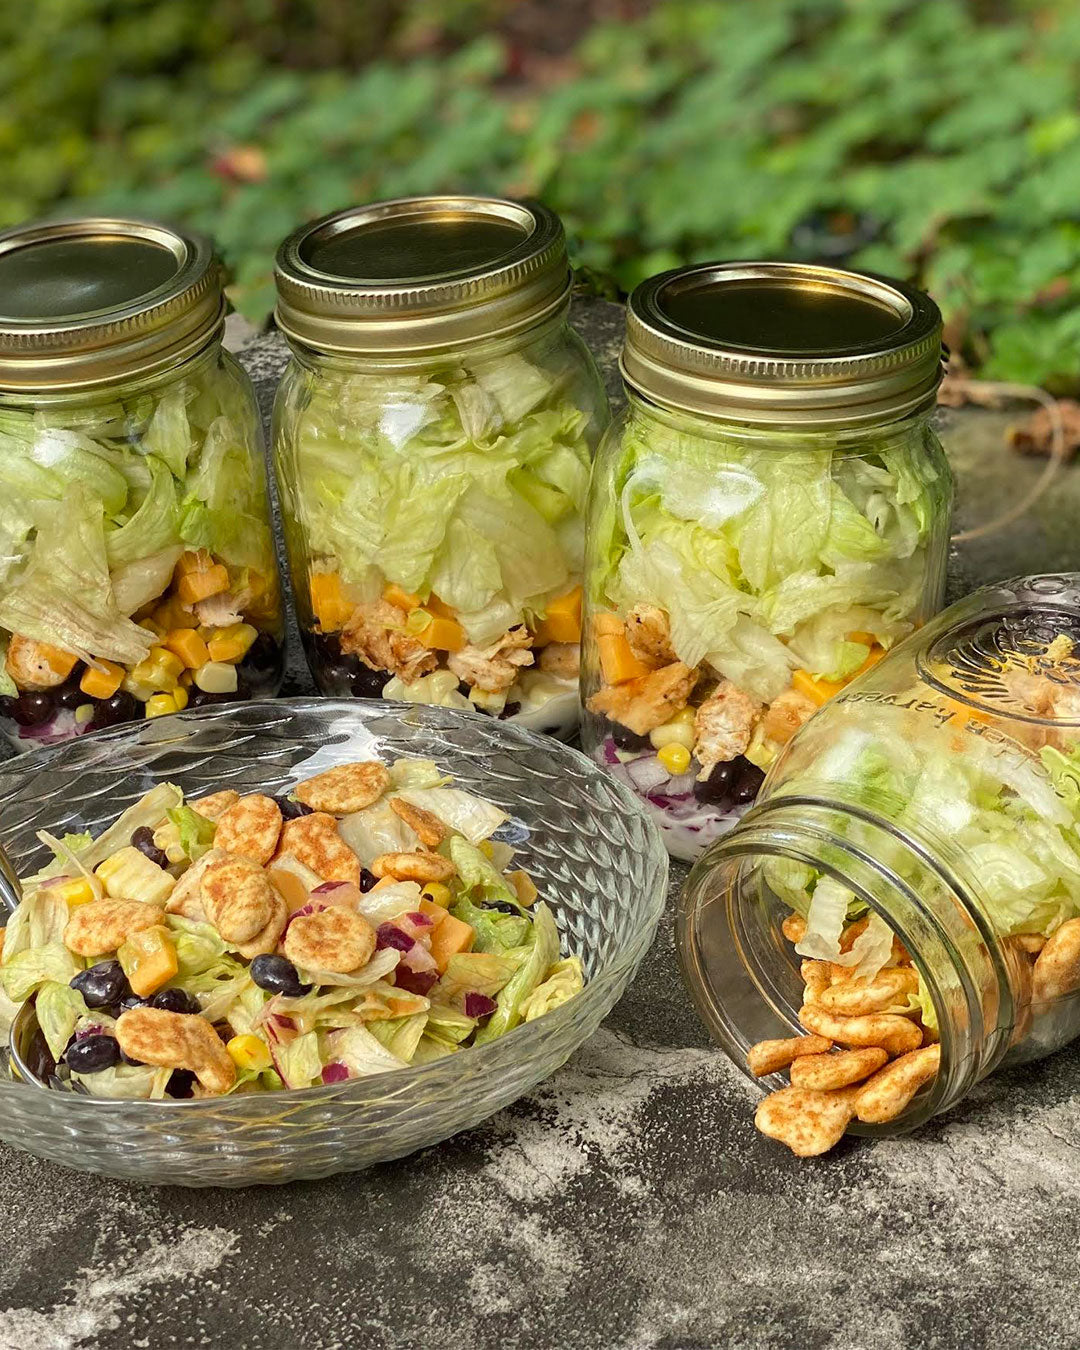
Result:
[5, 0, 1080, 387]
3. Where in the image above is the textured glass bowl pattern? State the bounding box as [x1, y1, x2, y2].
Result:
[0, 700, 666, 1187]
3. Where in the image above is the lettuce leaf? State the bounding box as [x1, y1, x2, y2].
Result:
[166, 806, 216, 862]
[521, 956, 584, 1022]
[474, 903, 561, 1045]
[36, 980, 88, 1059]
[105, 456, 178, 567]
[331, 1024, 406, 1077]
[366, 1012, 429, 1062]
[269, 1029, 323, 1090]
[0, 490, 156, 664]
[73, 1063, 172, 1100]
[448, 837, 523, 913]
[0, 942, 80, 1002]
[397, 787, 507, 843]
[1, 887, 71, 964]
[450, 898, 530, 952]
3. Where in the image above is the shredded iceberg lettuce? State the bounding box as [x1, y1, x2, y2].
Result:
[594, 409, 948, 701]
[0, 352, 276, 668]
[278, 343, 603, 633]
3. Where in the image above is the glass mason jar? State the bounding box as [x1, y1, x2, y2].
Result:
[582, 262, 952, 860]
[272, 196, 609, 738]
[0, 218, 284, 749]
[678, 574, 1080, 1148]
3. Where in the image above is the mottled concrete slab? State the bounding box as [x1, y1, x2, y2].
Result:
[2, 300, 1080, 1350]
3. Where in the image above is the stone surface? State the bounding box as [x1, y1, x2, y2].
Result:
[3, 299, 1080, 1349]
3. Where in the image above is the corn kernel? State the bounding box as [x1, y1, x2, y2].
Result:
[649, 719, 696, 752]
[122, 675, 153, 702]
[194, 661, 239, 694]
[227, 1034, 272, 1073]
[206, 622, 257, 664]
[672, 705, 697, 727]
[657, 742, 692, 776]
[149, 647, 185, 683]
[74, 703, 95, 726]
[56, 877, 96, 909]
[172, 685, 189, 711]
[145, 693, 179, 718]
[421, 882, 452, 907]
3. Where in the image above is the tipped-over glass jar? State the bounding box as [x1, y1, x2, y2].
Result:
[272, 196, 609, 738]
[581, 262, 952, 859]
[678, 575, 1080, 1154]
[0, 217, 284, 749]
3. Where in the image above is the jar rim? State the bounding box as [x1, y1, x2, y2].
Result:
[0, 217, 224, 392]
[677, 799, 1014, 1131]
[622, 261, 944, 428]
[274, 195, 571, 355]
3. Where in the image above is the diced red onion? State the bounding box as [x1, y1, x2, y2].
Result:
[464, 992, 497, 1019]
[311, 881, 363, 907]
[376, 922, 414, 953]
[401, 943, 438, 974]
[625, 755, 671, 793]
[321, 1062, 350, 1084]
[601, 737, 620, 766]
[74, 1024, 106, 1041]
[393, 967, 438, 996]
[281, 901, 331, 937]
[404, 911, 435, 928]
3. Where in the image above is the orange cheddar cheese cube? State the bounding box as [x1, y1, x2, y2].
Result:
[80, 659, 125, 700]
[163, 628, 211, 670]
[541, 585, 582, 643]
[177, 564, 230, 606]
[428, 912, 476, 973]
[117, 926, 179, 998]
[309, 572, 353, 631]
[416, 615, 466, 652]
[383, 584, 422, 612]
[791, 669, 846, 707]
[592, 611, 626, 639]
[598, 632, 651, 685]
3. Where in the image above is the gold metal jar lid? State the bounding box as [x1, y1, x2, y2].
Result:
[0, 217, 224, 394]
[622, 261, 943, 427]
[274, 196, 571, 355]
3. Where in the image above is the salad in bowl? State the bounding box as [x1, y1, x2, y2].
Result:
[1, 755, 583, 1099]
[0, 700, 665, 1185]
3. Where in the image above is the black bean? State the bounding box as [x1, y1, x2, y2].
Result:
[64, 1034, 121, 1074]
[611, 722, 652, 752]
[250, 954, 311, 998]
[131, 826, 169, 869]
[150, 988, 201, 1016]
[71, 960, 131, 1009]
[9, 691, 53, 727]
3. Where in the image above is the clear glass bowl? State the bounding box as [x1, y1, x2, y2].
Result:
[0, 699, 667, 1187]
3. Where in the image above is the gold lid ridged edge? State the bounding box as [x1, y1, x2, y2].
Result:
[622, 260, 944, 427]
[0, 217, 223, 392]
[274, 195, 571, 354]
